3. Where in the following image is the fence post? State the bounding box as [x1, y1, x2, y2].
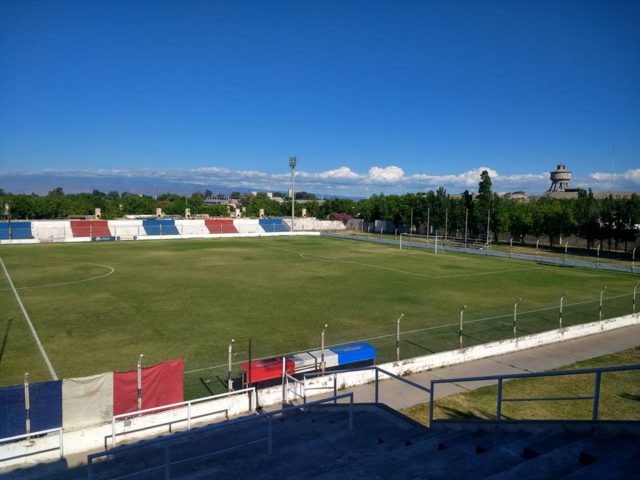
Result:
[396, 314, 404, 361]
[112, 415, 116, 447]
[375, 368, 379, 404]
[187, 402, 192, 430]
[592, 371, 602, 421]
[281, 357, 286, 405]
[599, 286, 607, 321]
[428, 381, 435, 426]
[349, 394, 354, 432]
[267, 416, 273, 456]
[24, 373, 30, 435]
[59, 429, 64, 458]
[333, 373, 337, 404]
[496, 378, 503, 422]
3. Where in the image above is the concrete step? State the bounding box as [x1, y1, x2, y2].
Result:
[484, 432, 630, 480]
[0, 459, 84, 480]
[410, 430, 533, 480]
[169, 411, 434, 479]
[328, 430, 526, 479]
[560, 435, 640, 480]
[483, 431, 585, 480]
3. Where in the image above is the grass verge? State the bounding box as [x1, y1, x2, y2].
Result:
[402, 347, 640, 426]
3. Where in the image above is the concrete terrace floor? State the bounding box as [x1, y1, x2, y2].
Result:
[293, 323, 640, 410]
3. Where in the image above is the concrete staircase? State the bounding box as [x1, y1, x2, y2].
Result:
[3, 404, 639, 479]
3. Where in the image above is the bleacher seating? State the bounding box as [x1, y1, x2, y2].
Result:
[7, 404, 639, 479]
[31, 221, 68, 243]
[205, 219, 238, 234]
[69, 221, 112, 238]
[174, 219, 207, 236]
[142, 219, 179, 236]
[259, 218, 290, 233]
[108, 220, 142, 239]
[0, 222, 33, 240]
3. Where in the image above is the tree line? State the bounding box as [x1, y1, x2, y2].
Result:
[1, 171, 638, 252]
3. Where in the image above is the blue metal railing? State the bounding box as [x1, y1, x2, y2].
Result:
[86, 392, 354, 480]
[304, 365, 431, 405]
[428, 363, 640, 426]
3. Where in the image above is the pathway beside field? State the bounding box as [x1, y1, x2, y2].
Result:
[302, 323, 640, 411]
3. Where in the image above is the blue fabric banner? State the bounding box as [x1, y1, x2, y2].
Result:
[29, 381, 62, 433]
[0, 381, 62, 439]
[0, 385, 26, 438]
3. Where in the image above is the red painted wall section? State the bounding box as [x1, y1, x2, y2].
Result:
[113, 359, 184, 416]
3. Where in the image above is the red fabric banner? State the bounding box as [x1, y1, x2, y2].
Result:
[113, 359, 184, 416]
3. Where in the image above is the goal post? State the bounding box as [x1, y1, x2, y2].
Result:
[399, 232, 490, 253]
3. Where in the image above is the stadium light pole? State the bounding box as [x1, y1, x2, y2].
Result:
[228, 339, 235, 392]
[559, 292, 567, 329]
[597, 243, 601, 266]
[289, 157, 297, 234]
[459, 305, 467, 349]
[564, 242, 569, 263]
[509, 238, 513, 258]
[137, 354, 144, 411]
[513, 298, 521, 339]
[599, 286, 607, 321]
[535, 239, 539, 258]
[396, 314, 404, 362]
[321, 324, 328, 373]
[632, 248, 636, 271]
[633, 282, 638, 315]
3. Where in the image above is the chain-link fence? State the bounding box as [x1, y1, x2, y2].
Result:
[182, 287, 638, 399]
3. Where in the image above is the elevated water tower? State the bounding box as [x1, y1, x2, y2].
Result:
[548, 164, 572, 192]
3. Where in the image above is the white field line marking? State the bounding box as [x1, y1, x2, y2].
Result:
[183, 292, 633, 375]
[0, 257, 58, 380]
[4, 263, 116, 290]
[263, 243, 543, 279]
[296, 250, 543, 279]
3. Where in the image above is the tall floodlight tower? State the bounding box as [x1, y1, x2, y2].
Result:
[289, 157, 297, 233]
[548, 164, 572, 192]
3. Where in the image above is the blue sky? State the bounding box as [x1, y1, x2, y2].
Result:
[1, 0, 639, 195]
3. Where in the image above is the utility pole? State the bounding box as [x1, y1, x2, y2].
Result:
[289, 157, 297, 234]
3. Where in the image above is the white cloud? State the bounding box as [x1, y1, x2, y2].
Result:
[367, 166, 405, 183]
[3, 164, 638, 196]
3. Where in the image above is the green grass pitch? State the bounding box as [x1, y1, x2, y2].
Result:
[0, 236, 637, 398]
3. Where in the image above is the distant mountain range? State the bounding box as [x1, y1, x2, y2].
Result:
[0, 173, 249, 196]
[0, 173, 358, 199]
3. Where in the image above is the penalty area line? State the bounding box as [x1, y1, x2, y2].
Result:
[0, 257, 58, 380]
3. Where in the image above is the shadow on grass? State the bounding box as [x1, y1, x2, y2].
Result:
[0, 318, 12, 365]
[405, 340, 435, 354]
[619, 392, 640, 402]
[435, 404, 511, 421]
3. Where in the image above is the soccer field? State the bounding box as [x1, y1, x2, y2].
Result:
[0, 236, 637, 398]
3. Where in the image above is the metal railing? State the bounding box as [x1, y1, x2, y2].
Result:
[324, 232, 639, 274]
[428, 363, 640, 426]
[87, 392, 354, 480]
[110, 387, 256, 448]
[304, 365, 431, 405]
[0, 428, 64, 464]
